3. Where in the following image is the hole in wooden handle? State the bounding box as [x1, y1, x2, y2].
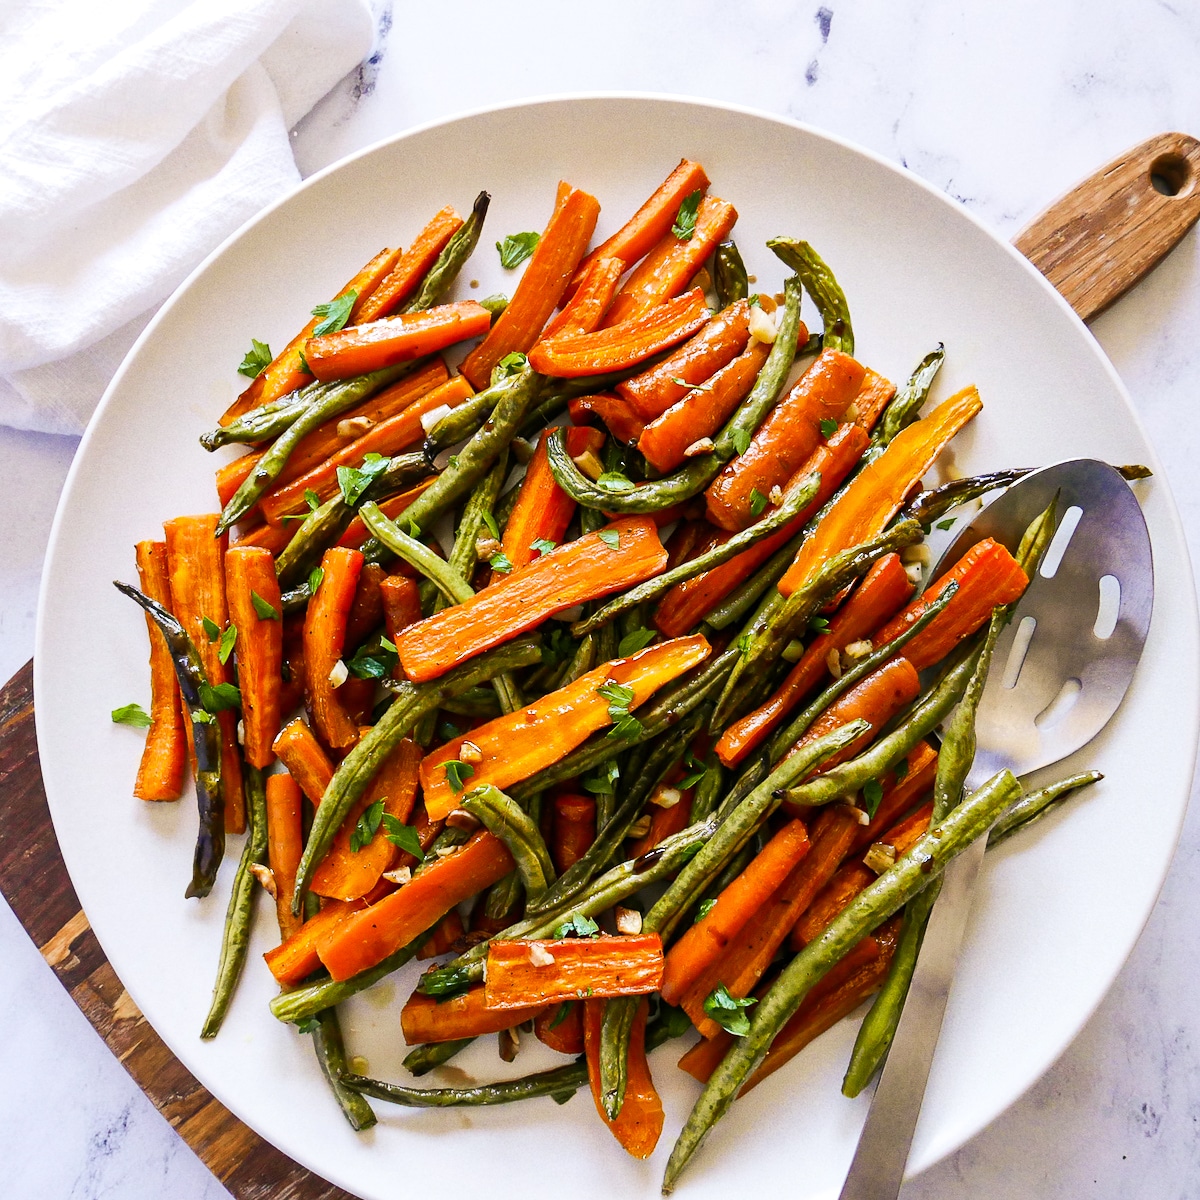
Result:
[1149, 152, 1193, 198]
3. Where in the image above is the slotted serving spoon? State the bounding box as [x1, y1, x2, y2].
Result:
[838, 457, 1153, 1200]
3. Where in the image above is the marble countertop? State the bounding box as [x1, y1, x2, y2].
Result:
[4, 1, 1200, 1196]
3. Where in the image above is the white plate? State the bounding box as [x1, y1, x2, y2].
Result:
[35, 96, 1200, 1199]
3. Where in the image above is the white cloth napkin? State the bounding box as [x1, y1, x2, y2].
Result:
[0, 0, 375, 436]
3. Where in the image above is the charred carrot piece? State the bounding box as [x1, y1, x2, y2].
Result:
[663, 518, 716, 571]
[706, 348, 867, 531]
[485, 934, 664, 1008]
[461, 182, 601, 388]
[603, 197, 738, 327]
[528, 288, 710, 379]
[779, 386, 983, 596]
[133, 540, 187, 800]
[584, 997, 663, 1158]
[394, 516, 670, 685]
[569, 158, 710, 293]
[617, 299, 752, 420]
[401, 985, 544, 1044]
[849, 367, 897, 431]
[337, 479, 436, 550]
[316, 829, 515, 981]
[304, 300, 492, 383]
[661, 819, 811, 1006]
[220, 246, 402, 426]
[303, 547, 364, 751]
[215, 359, 449, 506]
[536, 1000, 585, 1055]
[343, 562, 388, 651]
[847, 740, 938, 855]
[537, 256, 624, 343]
[266, 773, 305, 940]
[273, 718, 335, 805]
[419, 635, 710, 820]
[310, 736, 422, 902]
[230, 521, 296, 556]
[567, 392, 648, 444]
[629, 787, 694, 859]
[655, 422, 871, 642]
[715, 551, 915, 766]
[877, 537, 1029, 672]
[164, 514, 245, 833]
[378, 574, 424, 644]
[264, 897, 366, 986]
[356, 206, 465, 323]
[224, 546, 283, 769]
[637, 340, 770, 473]
[552, 794, 597, 874]
[416, 909, 466, 960]
[500, 426, 604, 571]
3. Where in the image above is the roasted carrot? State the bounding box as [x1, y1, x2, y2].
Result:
[316, 829, 515, 981]
[304, 300, 492, 383]
[261, 375, 472, 525]
[715, 551, 915, 766]
[461, 181, 601, 388]
[224, 546, 283, 769]
[337, 479, 436, 550]
[616, 299, 753, 420]
[272, 718, 335, 805]
[219, 245, 402, 426]
[877, 537, 1029, 672]
[303, 547, 364, 751]
[527, 288, 710, 378]
[629, 786, 694, 859]
[602, 197, 738, 327]
[583, 998, 664, 1159]
[310, 737, 422, 901]
[567, 392, 648, 444]
[535, 1000, 585, 1055]
[343, 562, 388, 651]
[419, 634, 710, 820]
[655, 423, 871, 642]
[401, 986, 545, 1044]
[500, 426, 605, 570]
[279, 618, 305, 714]
[661, 819, 811, 1006]
[264, 897, 365, 987]
[568, 158, 710, 293]
[485, 934, 664, 1008]
[378, 574, 424, 645]
[778, 386, 983, 596]
[395, 517, 670, 685]
[637, 340, 770, 473]
[705, 348, 867, 531]
[848, 367, 897, 432]
[416, 909, 466, 960]
[663, 518, 716, 571]
[266, 773, 305, 940]
[163, 514, 245, 833]
[847, 740, 938, 855]
[355, 205, 465, 323]
[551, 794, 597, 874]
[537, 256, 624, 342]
[132, 540, 186, 800]
[230, 521, 296, 556]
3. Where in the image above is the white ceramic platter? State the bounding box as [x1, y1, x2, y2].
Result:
[35, 96, 1199, 1200]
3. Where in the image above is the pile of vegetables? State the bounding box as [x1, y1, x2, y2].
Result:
[114, 158, 1112, 1188]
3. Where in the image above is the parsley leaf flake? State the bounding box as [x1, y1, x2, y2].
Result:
[311, 290, 357, 337]
[111, 702, 151, 728]
[237, 339, 273, 379]
[350, 800, 385, 854]
[703, 983, 757, 1036]
[672, 190, 703, 241]
[496, 232, 540, 270]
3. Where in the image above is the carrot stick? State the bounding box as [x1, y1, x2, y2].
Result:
[847, 740, 938, 855]
[616, 299, 753, 420]
[266, 773, 305, 940]
[715, 551, 915, 766]
[527, 288, 710, 378]
[496, 426, 604, 571]
[264, 897, 365, 987]
[537, 256, 624, 343]
[215, 359, 449, 506]
[343, 562, 387, 651]
[279, 618, 305, 714]
[219, 245, 403, 426]
[848, 367, 896, 432]
[316, 829, 515, 980]
[655, 422, 871, 642]
[394, 516, 670, 685]
[272, 718, 335, 805]
[416, 909, 466, 960]
[303, 547, 364, 751]
[569, 158, 710, 293]
[535, 1000, 585, 1055]
[629, 787, 694, 860]
[663, 518, 715, 571]
[637, 340, 770, 473]
[461, 182, 601, 388]
[778, 386, 984, 596]
[705, 348, 867, 531]
[224, 546, 283, 769]
[133, 540, 186, 800]
[602, 197, 738, 327]
[419, 634, 710, 820]
[584, 998, 663, 1158]
[401, 986, 545, 1044]
[876, 537, 1029, 671]
[661, 819, 811, 1006]
[163, 514, 245, 833]
[567, 391, 648, 445]
[230, 521, 296, 556]
[337, 479, 436, 550]
[355, 206, 464, 324]
[378, 574, 424, 644]
[551, 794, 597, 874]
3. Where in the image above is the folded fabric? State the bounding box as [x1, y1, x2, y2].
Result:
[0, 0, 374, 436]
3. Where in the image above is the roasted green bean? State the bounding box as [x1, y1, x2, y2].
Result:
[767, 238, 854, 355]
[463, 785, 556, 901]
[402, 190, 489, 314]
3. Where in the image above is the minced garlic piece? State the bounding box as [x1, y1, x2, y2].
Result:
[419, 403, 453, 434]
[572, 448, 605, 480]
[615, 907, 643, 934]
[904, 562, 925, 585]
[843, 639, 874, 663]
[901, 543, 932, 566]
[769, 485, 784, 506]
[328, 659, 349, 688]
[684, 437, 715, 458]
[627, 815, 652, 839]
[826, 647, 843, 678]
[382, 866, 412, 886]
[863, 842, 897, 874]
[528, 942, 556, 967]
[249, 863, 277, 898]
[459, 740, 484, 764]
[748, 303, 778, 344]
[337, 416, 374, 440]
[651, 785, 682, 809]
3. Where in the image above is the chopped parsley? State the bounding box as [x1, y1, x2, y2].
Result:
[936, 517, 956, 531]
[553, 912, 600, 939]
[444, 759, 475, 793]
[819, 417, 838, 438]
[489, 550, 514, 574]
[679, 749, 709, 790]
[540, 626, 574, 667]
[350, 800, 385, 853]
[336, 452, 390, 506]
[218, 623, 237, 665]
[237, 339, 272, 379]
[202, 617, 221, 642]
[310, 289, 357, 337]
[199, 682, 241, 713]
[672, 190, 703, 241]
[305, 488, 321, 512]
[862, 778, 885, 817]
[731, 427, 752, 455]
[382, 813, 425, 860]
[749, 488, 768, 518]
[598, 680, 641, 742]
[250, 591, 280, 622]
[582, 759, 619, 796]
[693, 898, 718, 924]
[597, 471, 635, 494]
[703, 983, 757, 1036]
[598, 528, 621, 549]
[618, 627, 656, 658]
[530, 538, 557, 557]
[496, 232, 540, 269]
[347, 641, 398, 679]
[893, 757, 909, 783]
[308, 566, 324, 593]
[481, 509, 501, 540]
[496, 351, 528, 376]
[548, 1002, 574, 1029]
[111, 702, 151, 728]
[809, 616, 830, 634]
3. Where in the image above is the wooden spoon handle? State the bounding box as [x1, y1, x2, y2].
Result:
[1013, 131, 1200, 321]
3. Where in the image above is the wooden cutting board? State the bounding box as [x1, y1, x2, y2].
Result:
[2, 132, 1197, 1200]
